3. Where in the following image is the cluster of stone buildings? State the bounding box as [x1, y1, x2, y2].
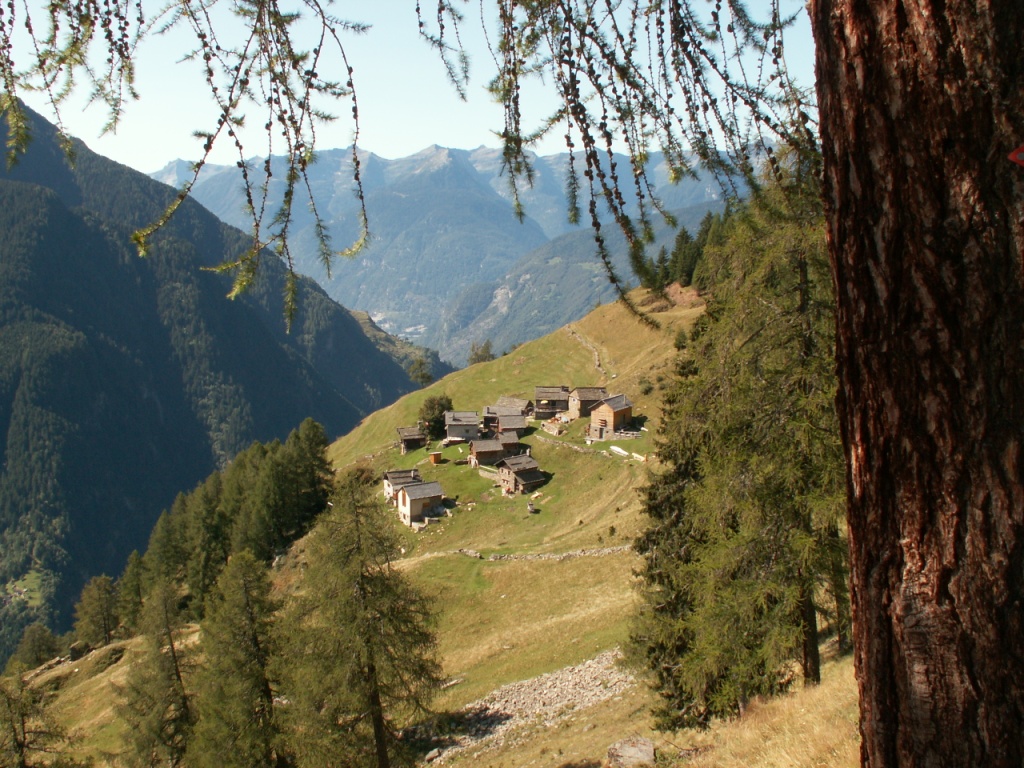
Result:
[384, 384, 634, 528]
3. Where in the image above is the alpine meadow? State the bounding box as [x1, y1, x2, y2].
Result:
[3, 1, 1023, 768]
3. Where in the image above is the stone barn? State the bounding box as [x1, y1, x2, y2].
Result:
[497, 455, 546, 495]
[397, 481, 444, 526]
[382, 468, 422, 502]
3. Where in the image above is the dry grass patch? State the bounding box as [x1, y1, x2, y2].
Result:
[665, 654, 859, 768]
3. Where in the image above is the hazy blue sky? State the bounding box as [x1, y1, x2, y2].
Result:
[19, 1, 815, 175]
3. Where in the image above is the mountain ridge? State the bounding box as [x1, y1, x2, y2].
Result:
[152, 144, 727, 364]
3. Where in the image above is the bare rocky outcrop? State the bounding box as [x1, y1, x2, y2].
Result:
[606, 736, 656, 767]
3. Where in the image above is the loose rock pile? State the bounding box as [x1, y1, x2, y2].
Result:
[422, 649, 635, 763]
[485, 546, 630, 562]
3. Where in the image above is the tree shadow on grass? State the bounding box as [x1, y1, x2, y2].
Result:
[403, 705, 514, 759]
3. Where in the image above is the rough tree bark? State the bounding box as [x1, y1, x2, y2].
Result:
[809, 2, 1024, 765]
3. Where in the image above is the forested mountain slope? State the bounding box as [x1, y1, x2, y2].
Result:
[0, 108, 434, 662]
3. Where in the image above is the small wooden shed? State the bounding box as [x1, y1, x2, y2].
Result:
[589, 394, 634, 440]
[469, 439, 506, 467]
[568, 386, 609, 420]
[396, 426, 427, 454]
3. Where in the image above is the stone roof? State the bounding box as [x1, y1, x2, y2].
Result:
[498, 454, 540, 472]
[497, 431, 520, 446]
[401, 481, 443, 501]
[484, 405, 522, 419]
[514, 468, 546, 486]
[497, 414, 528, 431]
[535, 385, 570, 402]
[444, 411, 479, 426]
[570, 386, 609, 401]
[396, 426, 426, 440]
[496, 395, 532, 410]
[471, 439, 505, 453]
[597, 394, 633, 412]
[383, 468, 421, 482]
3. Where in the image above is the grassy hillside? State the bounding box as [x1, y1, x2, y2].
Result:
[26, 288, 859, 766]
[325, 288, 703, 710]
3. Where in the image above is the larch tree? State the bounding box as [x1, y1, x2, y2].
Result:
[188, 551, 285, 768]
[116, 579, 195, 768]
[0, 671, 78, 768]
[632, 169, 847, 729]
[72, 574, 119, 648]
[2, 1, 1022, 765]
[278, 468, 442, 768]
[807, 3, 1024, 765]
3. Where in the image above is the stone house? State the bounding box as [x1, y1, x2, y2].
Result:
[497, 431, 523, 455]
[444, 411, 479, 442]
[382, 468, 422, 502]
[395, 426, 427, 454]
[496, 454, 546, 495]
[397, 481, 444, 526]
[482, 404, 523, 431]
[496, 413, 529, 436]
[568, 386, 609, 420]
[534, 386, 570, 420]
[496, 395, 533, 416]
[589, 394, 634, 440]
[469, 439, 506, 467]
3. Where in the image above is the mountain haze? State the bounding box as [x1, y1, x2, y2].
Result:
[154, 145, 726, 363]
[0, 109, 437, 660]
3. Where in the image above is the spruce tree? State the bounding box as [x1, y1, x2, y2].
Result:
[278, 469, 442, 768]
[188, 551, 284, 768]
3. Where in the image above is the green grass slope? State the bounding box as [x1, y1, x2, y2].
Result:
[327, 288, 703, 709]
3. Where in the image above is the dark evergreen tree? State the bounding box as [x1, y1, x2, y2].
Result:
[184, 474, 229, 617]
[633, 173, 847, 729]
[278, 469, 442, 768]
[143, 499, 190, 586]
[188, 551, 284, 768]
[668, 211, 716, 288]
[116, 551, 147, 637]
[72, 575, 118, 648]
[466, 340, 496, 365]
[417, 395, 453, 441]
[4, 624, 60, 674]
[229, 420, 330, 563]
[405, 357, 433, 388]
[116, 579, 195, 767]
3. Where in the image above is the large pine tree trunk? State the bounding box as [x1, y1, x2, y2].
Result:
[808, 2, 1024, 765]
